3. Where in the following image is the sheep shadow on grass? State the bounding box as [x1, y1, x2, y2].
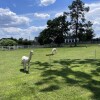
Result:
[20, 69, 29, 74]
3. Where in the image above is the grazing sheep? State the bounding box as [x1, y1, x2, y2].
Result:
[21, 50, 33, 73]
[45, 48, 57, 70]
[52, 48, 57, 55]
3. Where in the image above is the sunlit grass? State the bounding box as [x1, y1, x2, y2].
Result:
[0, 44, 100, 100]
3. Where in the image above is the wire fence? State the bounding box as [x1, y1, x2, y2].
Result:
[0, 45, 45, 50]
[0, 44, 100, 60]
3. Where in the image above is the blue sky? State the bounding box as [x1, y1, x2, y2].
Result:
[0, 0, 100, 40]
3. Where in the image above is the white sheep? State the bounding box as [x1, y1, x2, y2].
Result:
[21, 50, 33, 73]
[52, 48, 57, 55]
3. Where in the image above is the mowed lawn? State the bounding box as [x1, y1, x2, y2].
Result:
[0, 44, 100, 100]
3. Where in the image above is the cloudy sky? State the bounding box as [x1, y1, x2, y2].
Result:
[0, 0, 100, 40]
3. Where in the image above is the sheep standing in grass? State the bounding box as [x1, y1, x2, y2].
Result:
[21, 50, 33, 73]
[46, 48, 57, 70]
[52, 48, 57, 55]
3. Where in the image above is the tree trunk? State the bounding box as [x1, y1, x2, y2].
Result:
[75, 5, 78, 47]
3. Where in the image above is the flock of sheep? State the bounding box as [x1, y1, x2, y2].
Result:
[21, 48, 57, 73]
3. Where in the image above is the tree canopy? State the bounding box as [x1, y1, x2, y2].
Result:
[38, 14, 69, 45]
[38, 0, 94, 46]
[68, 0, 94, 46]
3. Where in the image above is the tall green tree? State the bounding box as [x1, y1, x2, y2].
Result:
[38, 29, 52, 45]
[77, 21, 94, 41]
[84, 21, 94, 41]
[38, 14, 69, 45]
[68, 0, 90, 46]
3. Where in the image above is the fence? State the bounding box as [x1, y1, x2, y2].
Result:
[0, 45, 52, 50]
[0, 42, 100, 51]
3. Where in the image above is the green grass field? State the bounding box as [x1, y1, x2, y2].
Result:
[0, 44, 100, 100]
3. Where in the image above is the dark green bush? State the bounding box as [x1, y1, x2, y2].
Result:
[0, 39, 17, 46]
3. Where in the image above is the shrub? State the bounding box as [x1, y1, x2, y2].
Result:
[0, 39, 18, 46]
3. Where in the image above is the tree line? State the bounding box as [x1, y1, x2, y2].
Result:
[0, 38, 35, 46]
[38, 0, 95, 46]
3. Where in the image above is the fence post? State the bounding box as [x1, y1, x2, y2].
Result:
[2, 46, 3, 50]
[95, 49, 96, 59]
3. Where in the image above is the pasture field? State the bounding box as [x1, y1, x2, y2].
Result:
[0, 44, 100, 100]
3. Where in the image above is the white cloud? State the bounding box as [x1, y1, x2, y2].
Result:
[85, 2, 100, 37]
[34, 13, 50, 19]
[0, 8, 30, 28]
[55, 12, 63, 17]
[85, 3, 100, 10]
[0, 8, 47, 39]
[0, 25, 46, 39]
[40, 0, 56, 6]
